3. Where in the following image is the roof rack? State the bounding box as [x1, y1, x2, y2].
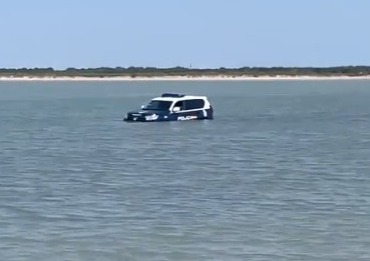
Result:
[161, 93, 185, 98]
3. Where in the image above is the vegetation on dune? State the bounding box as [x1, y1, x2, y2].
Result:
[1, 66, 370, 77]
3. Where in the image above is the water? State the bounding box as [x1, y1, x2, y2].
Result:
[1, 80, 370, 261]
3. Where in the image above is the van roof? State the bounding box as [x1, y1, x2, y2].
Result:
[152, 93, 208, 102]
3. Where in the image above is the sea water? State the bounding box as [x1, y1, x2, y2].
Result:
[1, 80, 370, 260]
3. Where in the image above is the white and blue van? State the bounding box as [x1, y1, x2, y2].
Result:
[123, 93, 214, 122]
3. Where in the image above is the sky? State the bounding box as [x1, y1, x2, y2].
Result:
[0, 0, 369, 69]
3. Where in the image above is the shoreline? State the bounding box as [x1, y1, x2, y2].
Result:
[1, 75, 370, 81]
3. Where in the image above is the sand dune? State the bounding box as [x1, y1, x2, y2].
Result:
[1, 75, 370, 81]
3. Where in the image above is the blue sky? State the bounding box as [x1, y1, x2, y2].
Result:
[0, 0, 369, 69]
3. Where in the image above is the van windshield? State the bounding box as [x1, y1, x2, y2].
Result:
[142, 100, 172, 111]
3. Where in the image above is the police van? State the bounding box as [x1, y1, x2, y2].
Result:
[123, 93, 214, 122]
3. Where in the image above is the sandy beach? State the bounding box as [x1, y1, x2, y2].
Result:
[1, 75, 370, 81]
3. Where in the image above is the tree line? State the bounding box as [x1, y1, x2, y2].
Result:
[1, 66, 370, 77]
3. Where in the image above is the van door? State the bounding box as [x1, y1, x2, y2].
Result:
[174, 99, 205, 120]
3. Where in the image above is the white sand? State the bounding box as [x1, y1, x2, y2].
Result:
[1, 75, 370, 81]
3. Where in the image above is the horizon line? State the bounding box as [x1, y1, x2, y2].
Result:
[2, 65, 370, 70]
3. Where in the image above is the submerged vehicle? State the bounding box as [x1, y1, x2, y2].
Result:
[123, 93, 214, 122]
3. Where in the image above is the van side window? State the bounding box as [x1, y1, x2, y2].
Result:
[184, 99, 205, 110]
[174, 101, 184, 110]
